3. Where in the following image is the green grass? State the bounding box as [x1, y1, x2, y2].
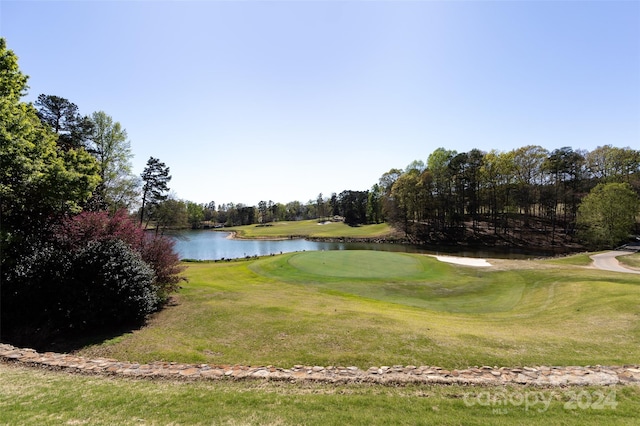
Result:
[78, 250, 640, 370]
[252, 252, 526, 313]
[617, 252, 640, 269]
[224, 219, 395, 239]
[544, 252, 596, 266]
[2, 364, 639, 425]
[286, 250, 424, 278]
[9, 250, 640, 425]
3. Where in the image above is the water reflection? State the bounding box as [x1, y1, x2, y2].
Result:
[169, 230, 551, 261]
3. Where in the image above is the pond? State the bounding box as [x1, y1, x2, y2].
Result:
[169, 230, 549, 261]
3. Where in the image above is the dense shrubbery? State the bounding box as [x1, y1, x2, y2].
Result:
[66, 239, 158, 326]
[56, 209, 185, 300]
[139, 235, 184, 299]
[577, 182, 640, 249]
[2, 212, 184, 347]
[3, 239, 156, 345]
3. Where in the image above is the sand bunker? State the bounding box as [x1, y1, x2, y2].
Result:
[432, 255, 492, 267]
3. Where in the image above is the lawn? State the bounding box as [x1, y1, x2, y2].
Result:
[223, 219, 396, 239]
[78, 250, 640, 369]
[8, 249, 640, 425]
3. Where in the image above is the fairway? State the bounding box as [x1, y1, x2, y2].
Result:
[225, 219, 395, 239]
[287, 250, 423, 278]
[77, 250, 640, 370]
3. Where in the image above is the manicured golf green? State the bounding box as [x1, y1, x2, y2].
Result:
[251, 251, 526, 313]
[287, 250, 424, 278]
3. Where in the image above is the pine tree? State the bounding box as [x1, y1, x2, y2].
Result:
[140, 156, 171, 226]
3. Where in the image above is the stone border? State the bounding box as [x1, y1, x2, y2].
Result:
[1, 344, 639, 386]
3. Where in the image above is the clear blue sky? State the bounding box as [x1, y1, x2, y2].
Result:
[1, 0, 639, 206]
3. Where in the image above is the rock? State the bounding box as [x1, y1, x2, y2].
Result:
[201, 369, 224, 378]
[251, 369, 270, 378]
[1, 343, 638, 387]
[179, 368, 200, 377]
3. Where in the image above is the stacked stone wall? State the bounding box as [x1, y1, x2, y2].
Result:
[2, 344, 639, 386]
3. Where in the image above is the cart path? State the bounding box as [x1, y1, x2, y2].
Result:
[590, 251, 640, 274]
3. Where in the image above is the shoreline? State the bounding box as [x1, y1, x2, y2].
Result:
[221, 230, 572, 258]
[224, 231, 297, 241]
[222, 229, 407, 244]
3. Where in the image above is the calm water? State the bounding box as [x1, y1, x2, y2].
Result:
[169, 230, 548, 260]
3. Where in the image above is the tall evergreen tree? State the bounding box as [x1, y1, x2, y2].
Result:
[140, 156, 171, 226]
[35, 94, 94, 151]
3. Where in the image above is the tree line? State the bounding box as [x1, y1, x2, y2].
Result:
[153, 190, 381, 230]
[173, 145, 639, 250]
[0, 39, 182, 347]
[381, 146, 639, 249]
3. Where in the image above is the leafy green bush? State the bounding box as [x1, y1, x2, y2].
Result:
[2, 243, 70, 343]
[1, 209, 185, 347]
[2, 240, 157, 346]
[577, 182, 640, 249]
[65, 239, 158, 328]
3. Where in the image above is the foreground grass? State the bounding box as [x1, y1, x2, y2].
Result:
[1, 364, 638, 425]
[79, 251, 640, 369]
[224, 219, 395, 239]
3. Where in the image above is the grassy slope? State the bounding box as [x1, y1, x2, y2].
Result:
[2, 364, 639, 425]
[617, 252, 640, 270]
[224, 219, 395, 239]
[79, 251, 640, 369]
[9, 250, 640, 425]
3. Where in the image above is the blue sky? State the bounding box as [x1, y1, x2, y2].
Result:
[1, 0, 639, 205]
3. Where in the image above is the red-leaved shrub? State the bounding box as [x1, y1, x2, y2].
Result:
[57, 209, 145, 251]
[56, 209, 185, 296]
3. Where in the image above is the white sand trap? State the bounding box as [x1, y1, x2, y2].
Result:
[431, 255, 492, 267]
